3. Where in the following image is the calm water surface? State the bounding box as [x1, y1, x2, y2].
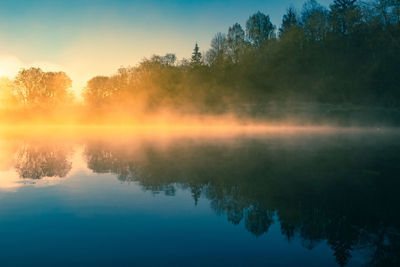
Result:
[0, 130, 399, 266]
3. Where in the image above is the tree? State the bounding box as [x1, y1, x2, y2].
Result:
[191, 43, 202, 66]
[370, 0, 400, 26]
[246, 11, 276, 47]
[13, 68, 72, 107]
[206, 32, 228, 67]
[227, 23, 246, 63]
[301, 0, 329, 42]
[83, 76, 113, 106]
[14, 68, 44, 106]
[42, 72, 72, 105]
[79, 0, 400, 111]
[333, 0, 357, 9]
[280, 6, 300, 36]
[146, 53, 177, 67]
[329, 0, 362, 36]
[162, 53, 177, 66]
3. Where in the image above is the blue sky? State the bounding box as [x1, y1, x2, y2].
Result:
[0, 0, 332, 95]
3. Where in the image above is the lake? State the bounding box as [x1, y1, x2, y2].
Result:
[0, 128, 399, 266]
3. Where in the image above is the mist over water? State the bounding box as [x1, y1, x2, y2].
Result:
[0, 0, 399, 266]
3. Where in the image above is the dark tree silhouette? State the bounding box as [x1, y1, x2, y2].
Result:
[280, 6, 299, 36]
[82, 134, 400, 266]
[246, 11, 275, 46]
[206, 33, 228, 67]
[191, 43, 202, 65]
[227, 23, 246, 63]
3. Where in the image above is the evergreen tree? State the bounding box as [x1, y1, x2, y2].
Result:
[191, 43, 202, 65]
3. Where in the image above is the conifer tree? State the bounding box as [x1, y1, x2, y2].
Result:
[191, 43, 202, 65]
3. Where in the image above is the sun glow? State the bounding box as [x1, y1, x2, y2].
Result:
[0, 123, 389, 140]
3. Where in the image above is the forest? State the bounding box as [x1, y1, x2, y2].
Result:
[0, 0, 399, 125]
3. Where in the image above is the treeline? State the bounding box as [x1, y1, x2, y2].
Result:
[0, 68, 72, 109]
[0, 67, 75, 123]
[82, 0, 400, 114]
[1, 0, 399, 121]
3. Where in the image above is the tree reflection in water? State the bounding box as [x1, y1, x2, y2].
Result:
[15, 143, 72, 180]
[84, 135, 400, 267]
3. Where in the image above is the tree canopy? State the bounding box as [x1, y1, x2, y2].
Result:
[0, 0, 399, 124]
[13, 68, 72, 107]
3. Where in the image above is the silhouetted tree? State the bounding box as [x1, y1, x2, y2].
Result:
[280, 6, 300, 36]
[301, 0, 329, 41]
[206, 32, 228, 67]
[162, 53, 177, 66]
[227, 23, 246, 63]
[329, 0, 362, 36]
[246, 11, 275, 47]
[191, 43, 202, 65]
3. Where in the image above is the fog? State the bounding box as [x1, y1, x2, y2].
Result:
[0, 0, 399, 128]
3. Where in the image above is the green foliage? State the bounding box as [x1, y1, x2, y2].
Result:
[246, 11, 276, 47]
[83, 0, 400, 116]
[280, 6, 300, 36]
[301, 0, 329, 42]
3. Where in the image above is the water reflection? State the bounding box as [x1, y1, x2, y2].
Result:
[1, 133, 400, 266]
[15, 143, 72, 179]
[83, 135, 400, 266]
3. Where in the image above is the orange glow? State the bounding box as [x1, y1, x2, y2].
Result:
[0, 123, 391, 140]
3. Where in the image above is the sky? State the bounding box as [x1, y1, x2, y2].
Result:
[0, 0, 332, 98]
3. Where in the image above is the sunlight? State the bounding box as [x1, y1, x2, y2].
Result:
[0, 0, 398, 265]
[0, 54, 23, 79]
